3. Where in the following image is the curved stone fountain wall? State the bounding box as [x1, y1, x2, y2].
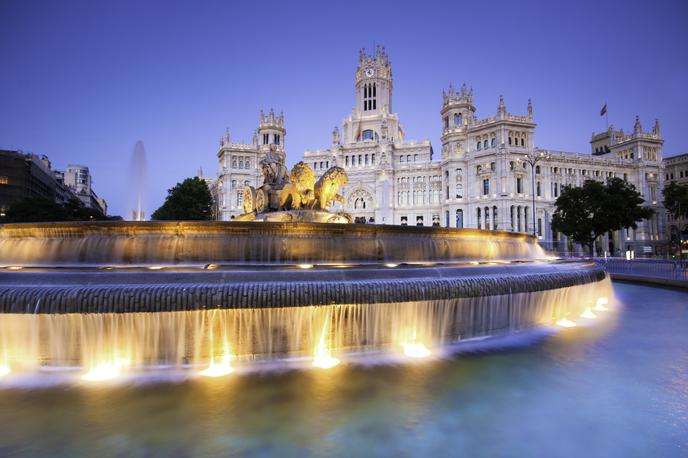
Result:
[0, 221, 545, 264]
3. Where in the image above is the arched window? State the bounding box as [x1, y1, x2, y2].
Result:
[345, 156, 349, 166]
[508, 137, 512, 145]
[477, 141, 482, 150]
[521, 138, 525, 146]
[232, 158, 237, 168]
[239, 159, 244, 168]
[362, 129, 375, 141]
[231, 180, 237, 188]
[400, 155, 405, 163]
[477, 208, 482, 230]
[407, 155, 411, 162]
[358, 155, 362, 165]
[535, 165, 541, 174]
[483, 140, 488, 149]
[365, 154, 369, 165]
[456, 183, 463, 198]
[491, 138, 496, 148]
[454, 113, 462, 126]
[245, 159, 250, 168]
[492, 206, 498, 230]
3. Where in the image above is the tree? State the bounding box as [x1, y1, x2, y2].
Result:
[4, 197, 69, 222]
[151, 177, 213, 220]
[3, 197, 108, 223]
[663, 182, 688, 220]
[551, 178, 654, 256]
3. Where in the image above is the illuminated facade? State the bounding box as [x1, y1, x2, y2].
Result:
[214, 47, 667, 255]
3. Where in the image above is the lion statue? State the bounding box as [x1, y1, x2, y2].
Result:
[312, 166, 348, 210]
[278, 161, 315, 210]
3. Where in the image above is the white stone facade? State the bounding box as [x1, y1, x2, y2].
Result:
[214, 47, 667, 255]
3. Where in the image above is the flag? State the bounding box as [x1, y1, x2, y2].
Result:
[600, 104, 607, 116]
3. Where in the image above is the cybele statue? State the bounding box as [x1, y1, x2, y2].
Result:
[236, 153, 351, 223]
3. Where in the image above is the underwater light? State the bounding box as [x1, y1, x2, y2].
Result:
[200, 355, 234, 377]
[580, 308, 597, 319]
[298, 264, 314, 269]
[556, 318, 577, 328]
[82, 363, 120, 382]
[594, 297, 609, 312]
[0, 364, 10, 377]
[384, 263, 399, 268]
[313, 354, 340, 369]
[402, 342, 432, 358]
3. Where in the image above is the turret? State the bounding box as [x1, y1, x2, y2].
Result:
[257, 108, 286, 156]
[355, 45, 393, 115]
[440, 82, 476, 132]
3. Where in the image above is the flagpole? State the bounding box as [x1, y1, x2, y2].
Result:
[605, 104, 609, 130]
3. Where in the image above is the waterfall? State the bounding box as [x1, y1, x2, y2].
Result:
[0, 277, 612, 374]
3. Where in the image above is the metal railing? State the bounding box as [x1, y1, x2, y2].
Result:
[594, 257, 688, 282]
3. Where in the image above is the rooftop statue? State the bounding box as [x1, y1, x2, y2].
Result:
[236, 155, 350, 223]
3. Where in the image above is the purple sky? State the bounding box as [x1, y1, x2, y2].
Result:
[1, 0, 686, 217]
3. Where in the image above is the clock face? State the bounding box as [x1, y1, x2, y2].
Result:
[365, 68, 374, 77]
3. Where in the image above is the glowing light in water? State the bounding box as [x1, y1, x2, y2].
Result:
[147, 266, 165, 270]
[580, 308, 597, 319]
[556, 318, 577, 328]
[384, 263, 399, 268]
[298, 264, 314, 269]
[200, 354, 234, 377]
[82, 358, 129, 382]
[0, 364, 10, 377]
[594, 297, 609, 312]
[403, 342, 432, 358]
[313, 322, 340, 369]
[7, 266, 23, 270]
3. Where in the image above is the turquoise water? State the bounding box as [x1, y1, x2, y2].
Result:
[0, 282, 686, 457]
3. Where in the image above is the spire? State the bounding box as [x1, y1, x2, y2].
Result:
[332, 126, 340, 145]
[634, 115, 642, 134]
[653, 118, 660, 136]
[225, 128, 230, 144]
[197, 166, 204, 177]
[527, 98, 533, 118]
[461, 82, 467, 96]
[498, 95, 506, 116]
[252, 130, 258, 147]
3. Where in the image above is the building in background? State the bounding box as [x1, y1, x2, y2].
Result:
[0, 150, 108, 217]
[664, 152, 688, 245]
[212, 109, 286, 221]
[61, 165, 107, 215]
[213, 47, 667, 256]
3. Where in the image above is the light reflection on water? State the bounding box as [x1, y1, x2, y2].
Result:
[0, 283, 686, 457]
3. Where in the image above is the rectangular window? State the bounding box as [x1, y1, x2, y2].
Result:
[516, 177, 523, 194]
[483, 179, 490, 195]
[0, 176, 8, 185]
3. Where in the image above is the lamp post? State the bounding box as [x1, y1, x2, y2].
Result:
[522, 152, 549, 238]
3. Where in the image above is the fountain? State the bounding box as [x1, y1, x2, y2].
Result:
[0, 158, 613, 382]
[128, 141, 147, 221]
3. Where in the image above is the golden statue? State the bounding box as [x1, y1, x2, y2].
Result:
[279, 161, 315, 210]
[236, 157, 351, 223]
[313, 166, 348, 210]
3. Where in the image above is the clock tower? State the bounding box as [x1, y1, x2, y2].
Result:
[355, 46, 393, 116]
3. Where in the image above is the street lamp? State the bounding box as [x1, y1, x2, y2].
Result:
[521, 151, 550, 238]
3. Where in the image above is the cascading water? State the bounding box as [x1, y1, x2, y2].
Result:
[0, 221, 614, 382]
[0, 278, 613, 377]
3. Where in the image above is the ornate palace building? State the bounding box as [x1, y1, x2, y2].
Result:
[213, 47, 667, 255]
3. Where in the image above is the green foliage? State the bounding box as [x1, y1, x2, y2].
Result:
[3, 197, 107, 223]
[663, 182, 688, 220]
[551, 178, 654, 255]
[151, 177, 213, 220]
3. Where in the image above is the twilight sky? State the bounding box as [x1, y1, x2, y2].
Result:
[1, 0, 687, 217]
